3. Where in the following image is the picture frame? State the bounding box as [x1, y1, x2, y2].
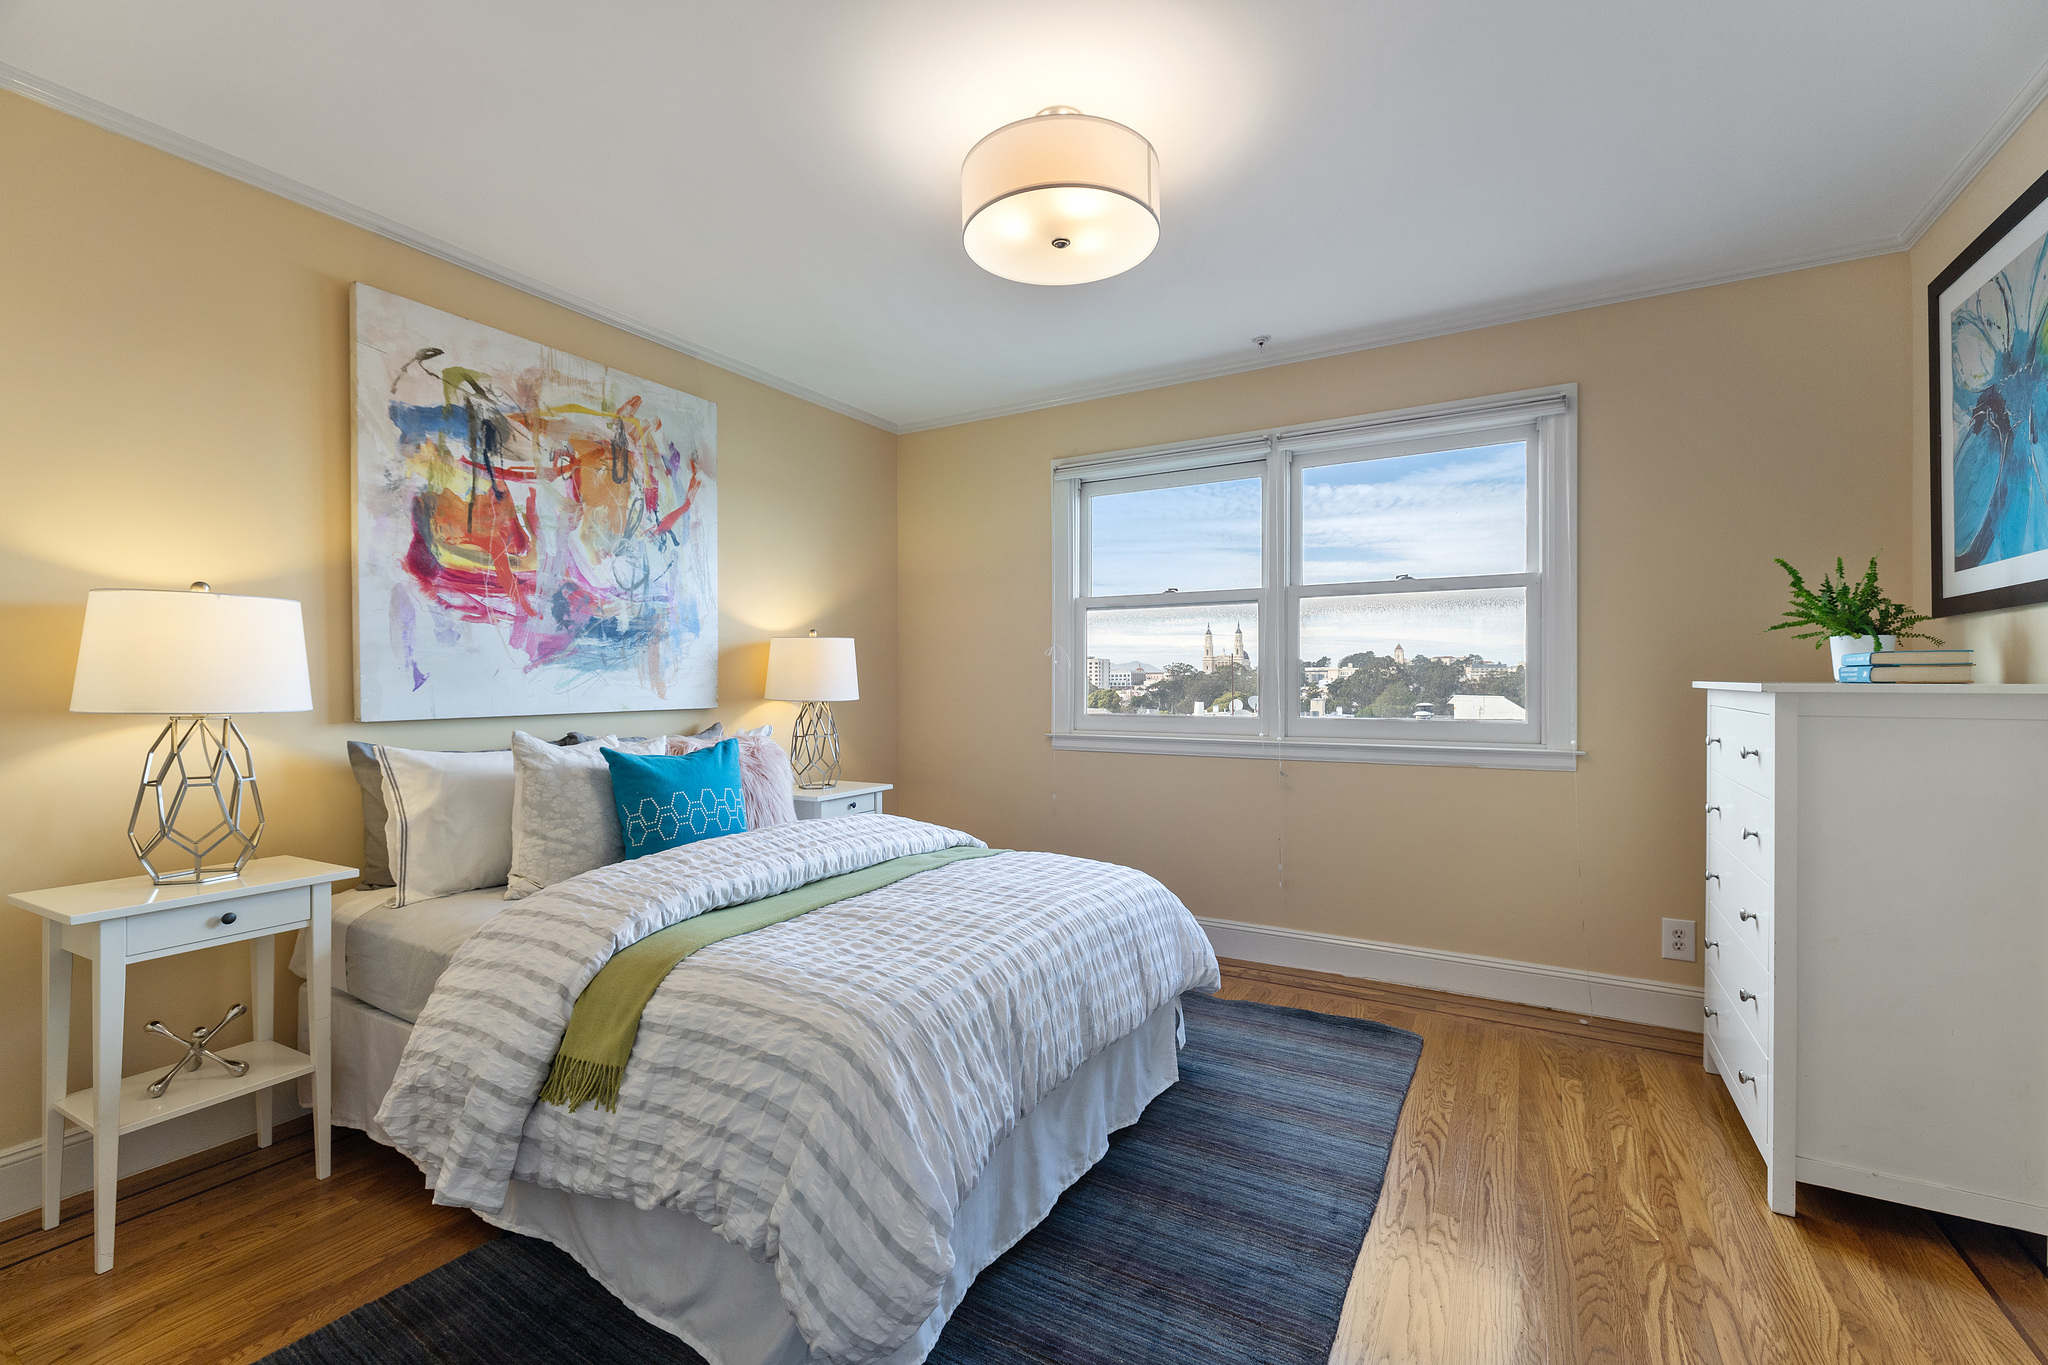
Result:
[1929, 163, 2048, 617]
[351, 284, 718, 720]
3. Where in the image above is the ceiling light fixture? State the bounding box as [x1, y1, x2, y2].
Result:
[961, 106, 1160, 286]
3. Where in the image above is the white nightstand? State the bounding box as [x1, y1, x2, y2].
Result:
[10, 856, 356, 1273]
[791, 781, 894, 822]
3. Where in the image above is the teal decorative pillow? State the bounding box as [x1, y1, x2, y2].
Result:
[601, 741, 748, 857]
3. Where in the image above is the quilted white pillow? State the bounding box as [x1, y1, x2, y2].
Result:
[377, 745, 516, 907]
[504, 731, 670, 900]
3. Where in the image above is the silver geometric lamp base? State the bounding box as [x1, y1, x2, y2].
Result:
[131, 715, 265, 885]
[790, 701, 842, 790]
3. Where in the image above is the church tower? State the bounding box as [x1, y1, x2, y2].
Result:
[1233, 622, 1247, 666]
[1201, 624, 1216, 673]
[1393, 643, 1406, 665]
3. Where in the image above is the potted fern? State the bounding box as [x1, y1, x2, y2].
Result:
[1769, 555, 1937, 677]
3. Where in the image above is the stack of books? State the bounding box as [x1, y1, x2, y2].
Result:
[1836, 648, 1973, 683]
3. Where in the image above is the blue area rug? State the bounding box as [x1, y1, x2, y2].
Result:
[261, 992, 1421, 1365]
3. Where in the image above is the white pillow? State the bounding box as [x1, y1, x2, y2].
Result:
[504, 731, 671, 900]
[377, 745, 516, 907]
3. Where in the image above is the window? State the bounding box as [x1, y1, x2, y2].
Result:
[1050, 387, 1576, 769]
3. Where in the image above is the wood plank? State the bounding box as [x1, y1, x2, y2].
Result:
[1940, 1215, 2048, 1364]
[5, 962, 2041, 1365]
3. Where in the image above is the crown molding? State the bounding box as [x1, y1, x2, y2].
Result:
[1897, 47, 2048, 250]
[895, 233, 1905, 432]
[0, 62, 902, 435]
[9, 49, 2048, 441]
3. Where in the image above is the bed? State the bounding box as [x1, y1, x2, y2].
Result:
[289, 811, 1219, 1365]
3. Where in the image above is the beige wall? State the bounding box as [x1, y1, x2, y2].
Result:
[0, 92, 898, 1154]
[1911, 99, 2048, 672]
[897, 254, 1912, 986]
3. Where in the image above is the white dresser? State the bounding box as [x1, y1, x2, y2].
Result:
[1697, 682, 2048, 1230]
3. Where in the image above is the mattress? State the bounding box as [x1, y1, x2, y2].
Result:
[288, 883, 510, 1022]
[298, 983, 1181, 1365]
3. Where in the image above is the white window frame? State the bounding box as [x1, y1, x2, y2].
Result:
[1049, 384, 1578, 771]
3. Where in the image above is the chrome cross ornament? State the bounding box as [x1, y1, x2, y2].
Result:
[144, 1003, 250, 1098]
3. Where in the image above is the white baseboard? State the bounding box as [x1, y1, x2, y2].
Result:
[0, 1084, 311, 1225]
[1199, 916, 1705, 1033]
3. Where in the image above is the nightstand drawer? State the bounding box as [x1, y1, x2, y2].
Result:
[126, 886, 310, 957]
[819, 791, 877, 818]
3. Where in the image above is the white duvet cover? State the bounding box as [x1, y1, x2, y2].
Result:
[375, 814, 1220, 1365]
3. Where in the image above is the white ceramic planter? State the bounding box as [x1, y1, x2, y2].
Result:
[1828, 634, 1897, 679]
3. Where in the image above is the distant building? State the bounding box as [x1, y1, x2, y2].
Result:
[1392, 643, 1407, 665]
[1465, 659, 1519, 681]
[1450, 694, 1528, 721]
[1086, 657, 1109, 688]
[1301, 662, 1358, 687]
[1201, 623, 1249, 673]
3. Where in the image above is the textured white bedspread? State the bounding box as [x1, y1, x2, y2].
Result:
[375, 814, 1219, 1365]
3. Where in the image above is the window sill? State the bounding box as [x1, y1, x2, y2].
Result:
[1047, 731, 1581, 770]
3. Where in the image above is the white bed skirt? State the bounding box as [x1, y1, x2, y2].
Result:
[298, 985, 1183, 1365]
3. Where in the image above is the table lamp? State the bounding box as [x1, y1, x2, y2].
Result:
[764, 631, 858, 789]
[71, 583, 313, 885]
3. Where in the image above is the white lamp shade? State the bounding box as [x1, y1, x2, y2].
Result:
[962, 108, 1160, 286]
[71, 588, 313, 714]
[764, 636, 858, 702]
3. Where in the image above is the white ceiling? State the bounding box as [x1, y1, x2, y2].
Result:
[5, 1, 2048, 432]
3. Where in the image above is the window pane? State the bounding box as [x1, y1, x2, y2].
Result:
[1300, 442, 1526, 585]
[1297, 589, 1526, 720]
[1089, 476, 1261, 596]
[1085, 604, 1260, 715]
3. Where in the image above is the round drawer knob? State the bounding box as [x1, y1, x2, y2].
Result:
[1737, 1071, 1756, 1085]
[1739, 910, 1758, 922]
[1739, 990, 1756, 1002]
[219, 911, 238, 926]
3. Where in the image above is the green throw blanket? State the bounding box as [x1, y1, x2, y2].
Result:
[539, 846, 1006, 1112]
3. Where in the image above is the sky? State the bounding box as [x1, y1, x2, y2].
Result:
[1084, 442, 1528, 667]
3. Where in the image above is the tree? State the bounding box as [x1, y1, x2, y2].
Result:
[1086, 688, 1125, 712]
[1368, 681, 1416, 717]
[1459, 665, 1526, 707]
[1404, 656, 1464, 711]
[1326, 652, 1402, 714]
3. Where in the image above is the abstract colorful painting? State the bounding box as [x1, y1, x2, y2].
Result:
[1933, 166, 2048, 616]
[352, 284, 716, 720]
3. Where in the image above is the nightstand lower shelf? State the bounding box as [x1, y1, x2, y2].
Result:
[53, 1040, 315, 1137]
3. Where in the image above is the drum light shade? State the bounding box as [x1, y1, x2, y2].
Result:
[72, 586, 313, 714]
[961, 107, 1161, 286]
[765, 634, 859, 702]
[70, 583, 312, 885]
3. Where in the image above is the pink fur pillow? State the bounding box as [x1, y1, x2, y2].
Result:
[668, 727, 798, 828]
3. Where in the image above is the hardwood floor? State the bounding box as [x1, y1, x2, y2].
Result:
[2, 961, 2042, 1363]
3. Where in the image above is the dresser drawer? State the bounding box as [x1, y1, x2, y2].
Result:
[1704, 907, 1772, 1051]
[1706, 703, 1774, 797]
[125, 886, 311, 957]
[1706, 772, 1773, 885]
[1706, 967, 1771, 1153]
[1705, 843, 1773, 969]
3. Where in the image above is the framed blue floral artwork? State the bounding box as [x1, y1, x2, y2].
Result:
[1932, 166, 2048, 616]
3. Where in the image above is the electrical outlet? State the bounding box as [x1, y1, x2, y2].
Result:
[1662, 917, 1696, 962]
